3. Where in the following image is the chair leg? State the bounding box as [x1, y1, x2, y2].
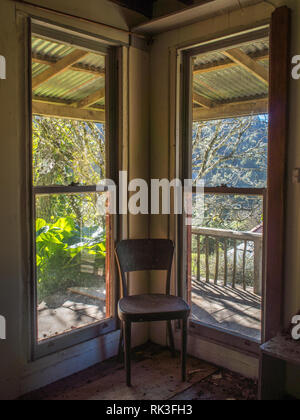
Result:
[181, 318, 188, 382]
[124, 320, 132, 387]
[118, 324, 124, 362]
[167, 320, 176, 357]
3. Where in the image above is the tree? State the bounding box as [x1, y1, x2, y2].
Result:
[33, 116, 105, 187]
[32, 116, 107, 300]
[33, 116, 106, 226]
[192, 114, 268, 231]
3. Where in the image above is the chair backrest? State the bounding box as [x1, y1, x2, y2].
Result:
[115, 239, 175, 297]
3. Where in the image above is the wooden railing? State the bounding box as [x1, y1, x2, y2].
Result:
[192, 227, 263, 296]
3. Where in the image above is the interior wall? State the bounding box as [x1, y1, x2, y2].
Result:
[282, 0, 300, 398]
[1, 0, 299, 400]
[0, 0, 150, 400]
[149, 0, 300, 387]
[283, 0, 300, 328]
[127, 45, 151, 346]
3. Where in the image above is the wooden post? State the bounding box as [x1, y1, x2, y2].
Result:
[191, 226, 262, 290]
[232, 240, 237, 289]
[265, 6, 290, 341]
[242, 240, 247, 291]
[214, 240, 219, 285]
[254, 238, 263, 296]
[205, 236, 210, 283]
[197, 234, 201, 282]
[224, 239, 228, 287]
[259, 353, 285, 400]
[187, 225, 192, 305]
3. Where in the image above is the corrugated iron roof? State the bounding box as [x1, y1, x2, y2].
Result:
[194, 66, 268, 102]
[193, 38, 269, 106]
[31, 34, 269, 121]
[32, 36, 105, 107]
[194, 38, 268, 67]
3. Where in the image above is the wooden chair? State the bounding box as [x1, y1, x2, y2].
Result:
[115, 239, 190, 387]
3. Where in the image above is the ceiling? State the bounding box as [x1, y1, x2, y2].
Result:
[108, 0, 196, 19]
[133, 0, 264, 35]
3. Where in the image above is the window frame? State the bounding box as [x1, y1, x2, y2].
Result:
[179, 26, 271, 356]
[29, 21, 120, 360]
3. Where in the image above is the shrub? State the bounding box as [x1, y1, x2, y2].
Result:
[36, 216, 106, 301]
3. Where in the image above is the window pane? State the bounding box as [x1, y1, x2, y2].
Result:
[32, 34, 106, 187]
[192, 115, 268, 188]
[33, 118, 106, 187]
[190, 39, 269, 343]
[193, 193, 263, 232]
[35, 192, 108, 341]
[191, 193, 263, 342]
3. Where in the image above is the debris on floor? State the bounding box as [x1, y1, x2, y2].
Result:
[19, 344, 258, 401]
[172, 368, 258, 401]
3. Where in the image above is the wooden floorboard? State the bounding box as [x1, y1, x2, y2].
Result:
[19, 344, 258, 401]
[192, 281, 261, 341]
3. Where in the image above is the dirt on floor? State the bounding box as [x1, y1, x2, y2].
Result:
[19, 343, 258, 401]
[172, 368, 258, 400]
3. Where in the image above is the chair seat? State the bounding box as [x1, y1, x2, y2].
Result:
[118, 294, 190, 322]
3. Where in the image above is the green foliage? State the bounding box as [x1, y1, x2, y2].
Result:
[33, 117, 105, 187]
[32, 116, 107, 301]
[33, 117, 106, 226]
[36, 216, 106, 301]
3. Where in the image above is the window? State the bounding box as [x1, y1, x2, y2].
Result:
[30, 24, 118, 357]
[180, 28, 270, 351]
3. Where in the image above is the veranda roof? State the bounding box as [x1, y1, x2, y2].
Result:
[31, 35, 269, 123]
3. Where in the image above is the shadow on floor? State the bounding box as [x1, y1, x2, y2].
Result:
[192, 280, 262, 341]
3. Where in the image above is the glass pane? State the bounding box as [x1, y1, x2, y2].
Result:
[33, 118, 106, 187]
[192, 115, 268, 188]
[193, 193, 263, 231]
[32, 34, 106, 187]
[191, 194, 263, 342]
[191, 38, 269, 343]
[35, 193, 108, 341]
